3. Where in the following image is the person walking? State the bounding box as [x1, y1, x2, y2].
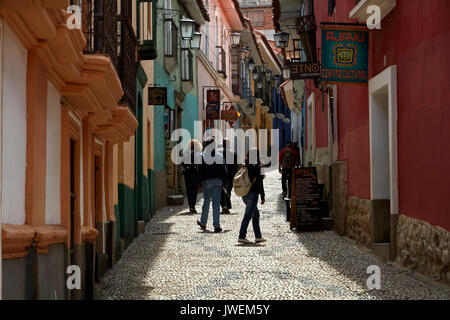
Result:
[182, 139, 202, 213]
[279, 141, 298, 198]
[220, 138, 238, 214]
[197, 138, 227, 233]
[238, 149, 266, 244]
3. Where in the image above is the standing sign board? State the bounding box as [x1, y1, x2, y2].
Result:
[290, 167, 323, 231]
[321, 28, 369, 84]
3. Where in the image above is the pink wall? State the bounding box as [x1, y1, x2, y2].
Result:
[307, 0, 450, 229]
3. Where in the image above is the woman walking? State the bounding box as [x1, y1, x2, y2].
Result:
[182, 139, 202, 213]
[238, 149, 266, 244]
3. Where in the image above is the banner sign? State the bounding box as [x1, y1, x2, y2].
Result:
[148, 87, 167, 105]
[321, 28, 369, 84]
[290, 62, 321, 80]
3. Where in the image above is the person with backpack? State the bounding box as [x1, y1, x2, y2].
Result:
[234, 148, 266, 244]
[279, 141, 299, 198]
[197, 137, 228, 233]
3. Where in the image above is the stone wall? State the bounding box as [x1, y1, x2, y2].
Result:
[397, 214, 450, 283]
[345, 197, 372, 248]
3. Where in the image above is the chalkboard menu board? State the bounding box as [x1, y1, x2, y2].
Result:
[290, 167, 323, 231]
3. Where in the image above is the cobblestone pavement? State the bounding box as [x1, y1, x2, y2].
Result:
[97, 169, 450, 300]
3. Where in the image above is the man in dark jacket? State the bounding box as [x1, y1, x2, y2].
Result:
[197, 138, 227, 232]
[278, 141, 299, 198]
[220, 138, 238, 214]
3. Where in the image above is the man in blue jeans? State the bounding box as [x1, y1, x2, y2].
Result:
[197, 138, 227, 233]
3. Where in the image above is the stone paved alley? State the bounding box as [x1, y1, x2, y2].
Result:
[97, 169, 450, 300]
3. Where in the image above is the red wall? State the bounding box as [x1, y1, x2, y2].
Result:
[393, 0, 450, 230]
[307, 0, 450, 229]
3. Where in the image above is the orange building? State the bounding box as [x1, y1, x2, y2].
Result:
[0, 1, 137, 299]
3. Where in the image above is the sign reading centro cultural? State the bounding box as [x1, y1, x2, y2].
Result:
[321, 28, 369, 84]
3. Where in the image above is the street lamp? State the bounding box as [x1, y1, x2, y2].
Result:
[240, 49, 247, 60]
[257, 81, 263, 89]
[261, 61, 268, 73]
[190, 32, 202, 50]
[248, 58, 255, 72]
[231, 32, 241, 46]
[282, 65, 291, 79]
[274, 31, 290, 49]
[252, 67, 259, 80]
[180, 18, 195, 40]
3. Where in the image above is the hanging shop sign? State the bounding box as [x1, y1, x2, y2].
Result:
[321, 28, 369, 84]
[206, 89, 221, 120]
[220, 109, 239, 122]
[290, 62, 321, 80]
[148, 87, 167, 105]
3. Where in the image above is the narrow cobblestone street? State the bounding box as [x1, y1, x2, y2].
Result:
[97, 169, 450, 300]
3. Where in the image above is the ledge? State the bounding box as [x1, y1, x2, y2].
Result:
[34, 225, 68, 254]
[81, 226, 99, 243]
[1, 224, 35, 259]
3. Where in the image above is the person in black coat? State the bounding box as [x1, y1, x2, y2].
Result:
[220, 138, 238, 214]
[182, 139, 202, 213]
[197, 138, 228, 232]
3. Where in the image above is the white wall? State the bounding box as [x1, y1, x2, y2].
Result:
[2, 23, 27, 225]
[45, 82, 61, 225]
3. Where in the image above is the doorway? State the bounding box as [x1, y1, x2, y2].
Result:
[369, 66, 398, 257]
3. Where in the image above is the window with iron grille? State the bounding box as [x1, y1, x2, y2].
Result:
[164, 19, 178, 61]
[216, 46, 226, 77]
[231, 46, 241, 96]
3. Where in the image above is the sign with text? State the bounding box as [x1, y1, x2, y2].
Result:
[321, 28, 369, 84]
[206, 103, 220, 120]
[291, 167, 323, 231]
[148, 87, 167, 105]
[290, 62, 321, 80]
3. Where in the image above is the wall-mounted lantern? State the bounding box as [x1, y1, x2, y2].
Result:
[190, 32, 202, 50]
[282, 65, 291, 79]
[231, 32, 241, 46]
[274, 31, 290, 49]
[257, 81, 263, 89]
[248, 58, 255, 72]
[252, 67, 259, 80]
[180, 18, 195, 40]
